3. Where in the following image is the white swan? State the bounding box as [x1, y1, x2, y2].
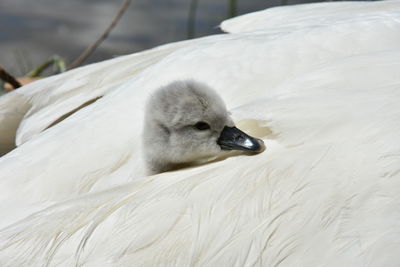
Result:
[0, 1, 399, 266]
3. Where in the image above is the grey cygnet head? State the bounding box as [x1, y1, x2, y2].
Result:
[143, 80, 265, 174]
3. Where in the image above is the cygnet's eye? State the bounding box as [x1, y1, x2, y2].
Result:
[194, 121, 210, 131]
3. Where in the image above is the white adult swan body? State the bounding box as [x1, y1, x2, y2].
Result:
[0, 1, 400, 266]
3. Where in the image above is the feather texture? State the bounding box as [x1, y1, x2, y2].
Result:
[0, 1, 400, 266]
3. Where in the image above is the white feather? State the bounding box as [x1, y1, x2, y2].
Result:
[0, 1, 399, 266]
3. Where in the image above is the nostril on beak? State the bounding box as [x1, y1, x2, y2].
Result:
[235, 136, 244, 142]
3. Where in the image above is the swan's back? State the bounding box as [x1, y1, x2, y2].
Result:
[0, 1, 399, 266]
[2, 0, 400, 207]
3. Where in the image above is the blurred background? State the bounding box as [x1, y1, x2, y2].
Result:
[0, 0, 372, 86]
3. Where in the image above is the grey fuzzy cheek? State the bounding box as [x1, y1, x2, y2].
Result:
[157, 123, 171, 138]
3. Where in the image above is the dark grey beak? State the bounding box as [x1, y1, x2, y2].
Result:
[217, 126, 265, 153]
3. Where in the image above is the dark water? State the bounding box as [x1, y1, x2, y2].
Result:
[0, 0, 360, 76]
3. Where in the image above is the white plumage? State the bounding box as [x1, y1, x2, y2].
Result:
[0, 1, 400, 266]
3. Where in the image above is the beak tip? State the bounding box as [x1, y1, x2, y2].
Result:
[255, 139, 266, 153]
